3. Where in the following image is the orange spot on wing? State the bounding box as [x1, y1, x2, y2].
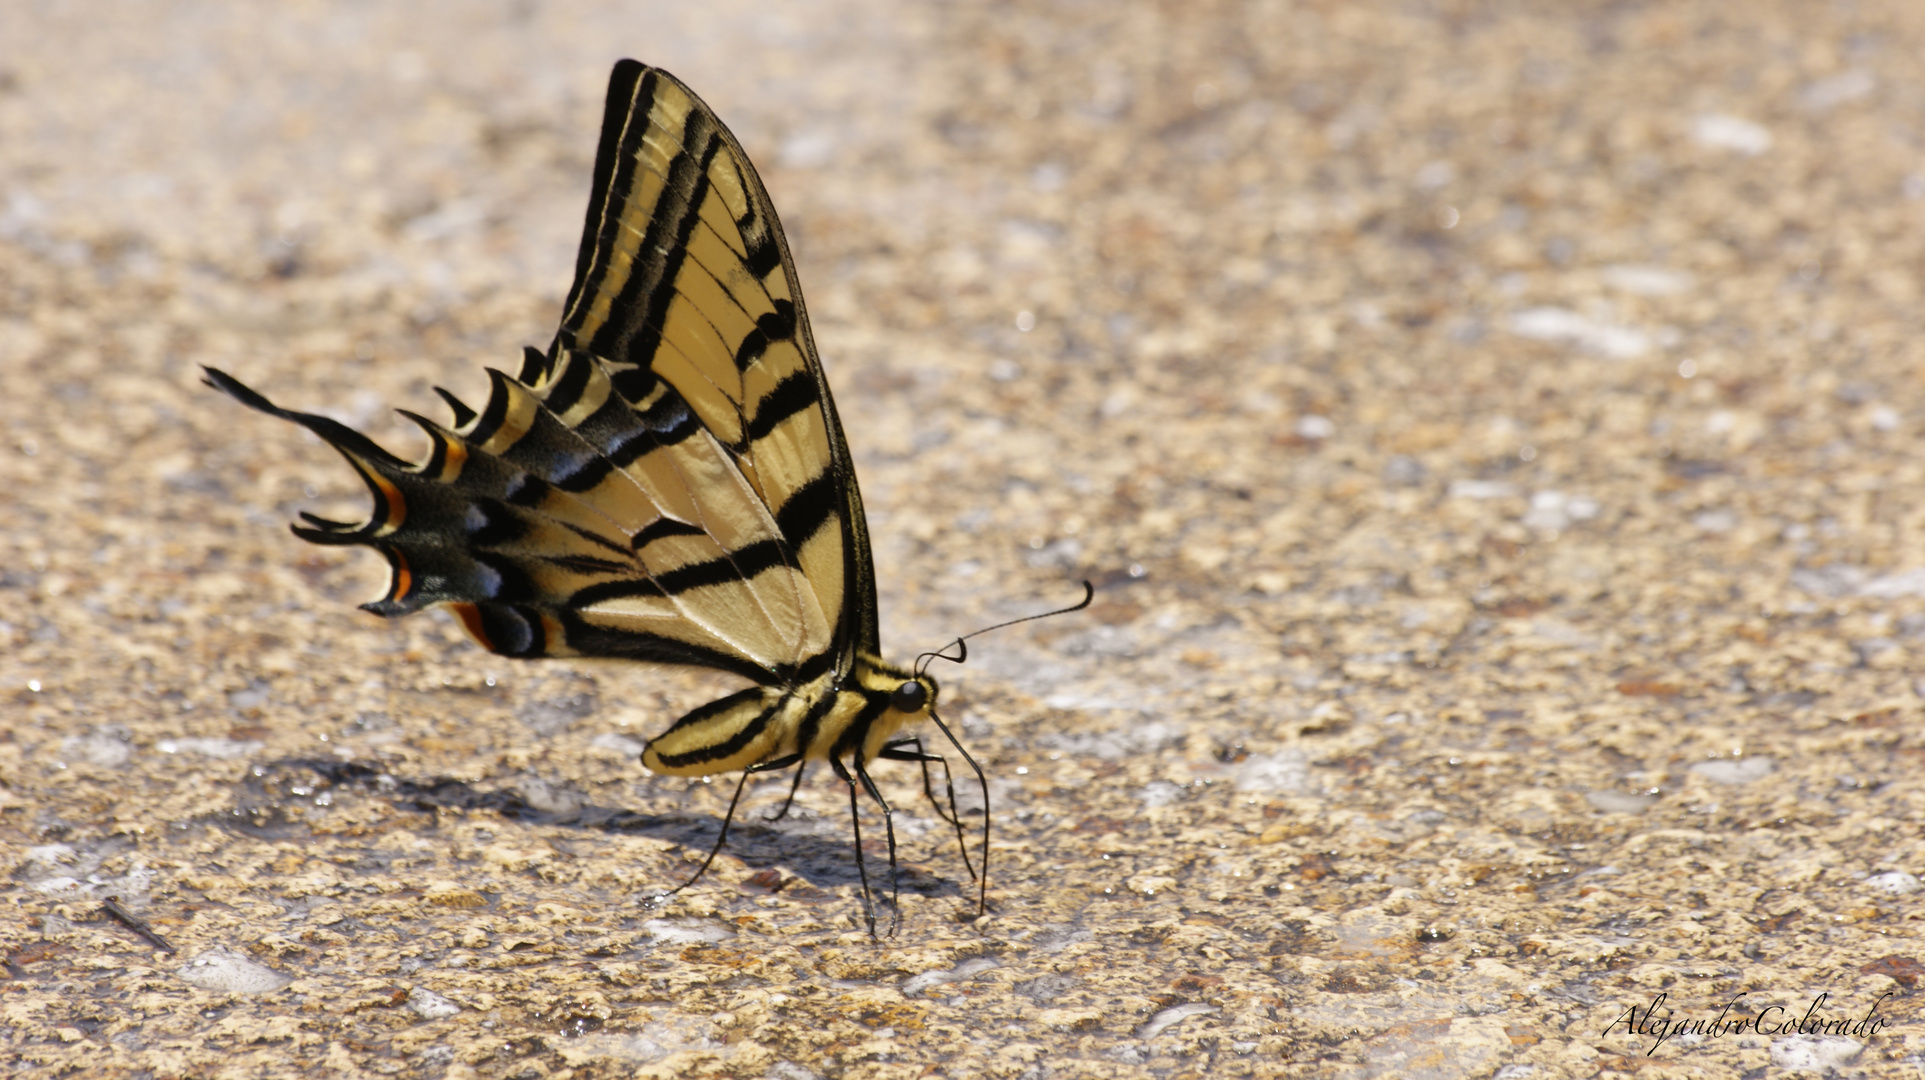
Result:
[448, 603, 493, 651]
[538, 612, 565, 654]
[387, 549, 413, 603]
[440, 437, 467, 480]
[367, 470, 408, 532]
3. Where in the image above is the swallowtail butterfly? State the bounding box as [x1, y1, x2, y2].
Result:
[207, 59, 1087, 934]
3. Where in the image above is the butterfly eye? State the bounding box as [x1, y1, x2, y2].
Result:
[891, 680, 927, 714]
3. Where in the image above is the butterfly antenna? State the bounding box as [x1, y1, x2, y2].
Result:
[914, 580, 1094, 678]
[909, 580, 1090, 921]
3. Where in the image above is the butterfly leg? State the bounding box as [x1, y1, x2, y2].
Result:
[828, 756, 879, 937]
[852, 755, 902, 938]
[879, 738, 977, 883]
[666, 753, 802, 897]
[881, 738, 959, 827]
[925, 711, 992, 919]
[765, 760, 809, 822]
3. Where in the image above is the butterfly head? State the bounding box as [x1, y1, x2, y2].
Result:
[850, 655, 939, 765]
[857, 657, 938, 723]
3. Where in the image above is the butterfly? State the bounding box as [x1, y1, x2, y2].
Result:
[206, 59, 1086, 935]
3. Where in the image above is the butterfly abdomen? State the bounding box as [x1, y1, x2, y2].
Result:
[641, 684, 804, 775]
[638, 657, 938, 778]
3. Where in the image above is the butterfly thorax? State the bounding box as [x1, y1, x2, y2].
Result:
[639, 655, 938, 778]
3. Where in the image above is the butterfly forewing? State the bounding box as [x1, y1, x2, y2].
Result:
[548, 61, 875, 679]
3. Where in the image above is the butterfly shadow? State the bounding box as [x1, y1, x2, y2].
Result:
[234, 758, 966, 899]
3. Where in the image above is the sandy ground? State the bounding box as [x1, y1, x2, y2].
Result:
[3, 1, 1923, 1077]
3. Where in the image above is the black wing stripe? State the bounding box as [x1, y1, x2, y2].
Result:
[773, 470, 840, 554]
[742, 370, 821, 448]
[551, 451, 616, 493]
[615, 469, 836, 596]
[556, 609, 776, 684]
[545, 553, 633, 575]
[562, 64, 657, 358]
[793, 642, 836, 684]
[465, 370, 516, 445]
[649, 538, 784, 596]
[632, 516, 706, 549]
[607, 364, 659, 404]
[588, 101, 722, 367]
[580, 477, 833, 602]
[560, 60, 648, 351]
[741, 211, 783, 280]
[540, 342, 596, 415]
[758, 300, 796, 343]
[516, 345, 549, 386]
[396, 411, 452, 478]
[732, 325, 771, 373]
[559, 518, 635, 557]
[611, 175, 791, 387]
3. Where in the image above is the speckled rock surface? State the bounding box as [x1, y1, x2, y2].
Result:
[4, 2, 1923, 1077]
